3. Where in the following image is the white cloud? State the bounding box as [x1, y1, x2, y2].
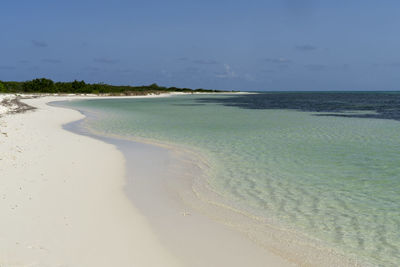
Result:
[215, 64, 237, 78]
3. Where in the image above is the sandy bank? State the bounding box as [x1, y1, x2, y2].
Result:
[0, 96, 182, 266]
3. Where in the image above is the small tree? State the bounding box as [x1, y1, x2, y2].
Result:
[149, 83, 159, 89]
[71, 80, 86, 92]
[22, 78, 55, 92]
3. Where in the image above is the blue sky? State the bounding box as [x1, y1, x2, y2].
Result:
[1, 0, 400, 91]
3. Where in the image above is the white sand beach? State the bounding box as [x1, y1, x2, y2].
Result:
[0, 95, 182, 267]
[0, 95, 293, 267]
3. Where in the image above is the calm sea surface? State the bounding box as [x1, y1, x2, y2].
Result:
[62, 92, 400, 266]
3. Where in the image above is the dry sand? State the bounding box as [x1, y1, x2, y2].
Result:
[0, 96, 182, 267]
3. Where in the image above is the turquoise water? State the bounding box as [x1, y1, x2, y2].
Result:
[62, 94, 400, 266]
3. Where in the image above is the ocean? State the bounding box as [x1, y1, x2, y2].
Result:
[59, 92, 400, 266]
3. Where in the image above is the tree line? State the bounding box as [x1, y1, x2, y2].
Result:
[0, 78, 222, 95]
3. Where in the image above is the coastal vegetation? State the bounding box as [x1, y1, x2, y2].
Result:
[0, 81, 6, 93]
[0, 78, 222, 95]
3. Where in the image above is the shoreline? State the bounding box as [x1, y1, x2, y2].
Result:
[61, 107, 294, 267]
[0, 96, 182, 266]
[0, 93, 289, 267]
[59, 100, 365, 267]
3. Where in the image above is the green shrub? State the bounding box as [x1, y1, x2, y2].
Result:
[0, 82, 6, 93]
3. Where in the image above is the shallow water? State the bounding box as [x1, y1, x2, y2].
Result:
[62, 93, 400, 266]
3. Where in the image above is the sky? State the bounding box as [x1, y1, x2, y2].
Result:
[1, 0, 400, 91]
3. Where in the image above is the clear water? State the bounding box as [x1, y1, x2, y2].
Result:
[62, 94, 400, 266]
